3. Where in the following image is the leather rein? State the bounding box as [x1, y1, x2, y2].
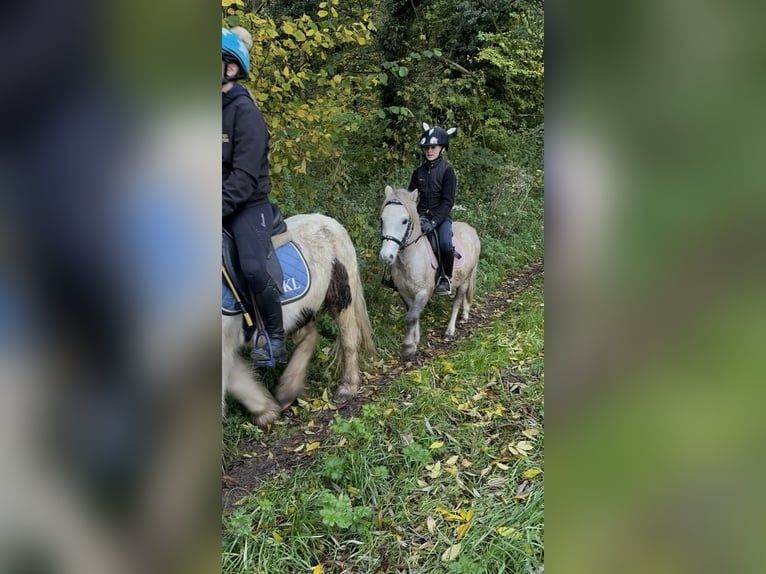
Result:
[380, 198, 425, 251]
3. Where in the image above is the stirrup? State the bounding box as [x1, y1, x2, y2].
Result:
[251, 331, 277, 368]
[435, 277, 452, 295]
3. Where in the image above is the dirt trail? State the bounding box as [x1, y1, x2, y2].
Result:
[223, 260, 543, 508]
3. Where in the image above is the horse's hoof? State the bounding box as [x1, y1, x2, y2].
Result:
[401, 351, 417, 362]
[334, 386, 357, 405]
[254, 409, 279, 428]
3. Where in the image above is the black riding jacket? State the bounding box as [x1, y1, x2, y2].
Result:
[407, 156, 456, 225]
[222, 84, 271, 218]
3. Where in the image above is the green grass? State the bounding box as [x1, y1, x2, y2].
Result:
[223, 127, 544, 572]
[222, 278, 544, 573]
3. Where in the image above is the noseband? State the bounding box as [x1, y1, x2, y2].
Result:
[380, 198, 423, 251]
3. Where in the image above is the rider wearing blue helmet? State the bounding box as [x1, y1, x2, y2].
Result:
[222, 27, 287, 366]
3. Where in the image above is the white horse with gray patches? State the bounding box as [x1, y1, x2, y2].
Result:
[379, 186, 481, 360]
[223, 213, 375, 427]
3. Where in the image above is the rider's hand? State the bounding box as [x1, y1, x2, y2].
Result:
[420, 216, 434, 234]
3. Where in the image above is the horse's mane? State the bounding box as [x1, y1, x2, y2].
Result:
[385, 188, 419, 219]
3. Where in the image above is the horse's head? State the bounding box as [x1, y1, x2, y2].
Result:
[379, 185, 420, 265]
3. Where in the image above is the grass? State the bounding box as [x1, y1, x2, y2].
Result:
[223, 128, 544, 572]
[222, 277, 544, 573]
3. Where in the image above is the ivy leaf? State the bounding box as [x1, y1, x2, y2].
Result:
[398, 66, 409, 77]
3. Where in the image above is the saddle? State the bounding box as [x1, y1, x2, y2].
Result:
[223, 204, 314, 339]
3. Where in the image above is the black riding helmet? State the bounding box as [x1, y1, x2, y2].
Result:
[418, 122, 457, 151]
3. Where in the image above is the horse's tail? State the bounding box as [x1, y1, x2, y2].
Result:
[466, 263, 477, 306]
[349, 261, 376, 356]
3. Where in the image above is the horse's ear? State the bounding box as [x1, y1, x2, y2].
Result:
[422, 122, 430, 131]
[408, 188, 419, 204]
[446, 127, 457, 135]
[385, 185, 394, 198]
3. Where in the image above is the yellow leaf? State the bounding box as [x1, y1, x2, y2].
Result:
[456, 521, 472, 540]
[435, 507, 464, 521]
[429, 461, 442, 479]
[306, 441, 321, 453]
[384, 408, 393, 417]
[523, 468, 542, 479]
[312, 565, 324, 574]
[430, 441, 444, 450]
[441, 543, 462, 562]
[497, 526, 515, 537]
[516, 441, 534, 452]
[331, 7, 338, 17]
[272, 531, 284, 543]
[292, 443, 304, 453]
[317, 9, 328, 17]
[445, 455, 459, 466]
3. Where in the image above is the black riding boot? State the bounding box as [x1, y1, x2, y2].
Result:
[436, 249, 454, 295]
[251, 281, 287, 366]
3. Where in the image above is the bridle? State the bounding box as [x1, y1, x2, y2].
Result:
[380, 198, 424, 252]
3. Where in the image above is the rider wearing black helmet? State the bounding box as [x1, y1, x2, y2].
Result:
[222, 27, 287, 366]
[408, 122, 458, 295]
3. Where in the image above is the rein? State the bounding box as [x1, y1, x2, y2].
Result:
[380, 198, 425, 251]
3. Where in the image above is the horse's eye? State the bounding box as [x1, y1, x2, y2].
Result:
[402, 218, 408, 225]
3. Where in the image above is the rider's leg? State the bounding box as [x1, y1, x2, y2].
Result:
[435, 219, 453, 295]
[230, 204, 287, 365]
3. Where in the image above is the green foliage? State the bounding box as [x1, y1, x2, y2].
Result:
[321, 454, 345, 482]
[317, 490, 372, 532]
[401, 442, 434, 467]
[329, 414, 372, 443]
[477, 6, 544, 118]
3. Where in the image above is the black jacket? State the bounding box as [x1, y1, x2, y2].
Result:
[222, 84, 271, 218]
[408, 156, 456, 225]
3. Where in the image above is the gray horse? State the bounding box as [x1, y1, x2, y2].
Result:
[379, 186, 481, 360]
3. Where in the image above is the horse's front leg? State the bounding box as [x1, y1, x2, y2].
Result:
[222, 316, 281, 427]
[401, 291, 430, 361]
[274, 322, 319, 409]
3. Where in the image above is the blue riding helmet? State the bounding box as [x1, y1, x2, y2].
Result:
[222, 28, 250, 78]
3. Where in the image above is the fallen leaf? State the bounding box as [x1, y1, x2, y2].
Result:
[430, 441, 445, 450]
[312, 564, 324, 574]
[305, 441, 321, 453]
[497, 526, 515, 537]
[456, 521, 472, 540]
[523, 468, 542, 479]
[441, 543, 462, 562]
[272, 531, 284, 543]
[427, 516, 437, 535]
[445, 455, 459, 466]
[516, 441, 534, 452]
[522, 428, 540, 439]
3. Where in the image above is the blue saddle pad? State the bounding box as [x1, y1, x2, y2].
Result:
[222, 241, 310, 314]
